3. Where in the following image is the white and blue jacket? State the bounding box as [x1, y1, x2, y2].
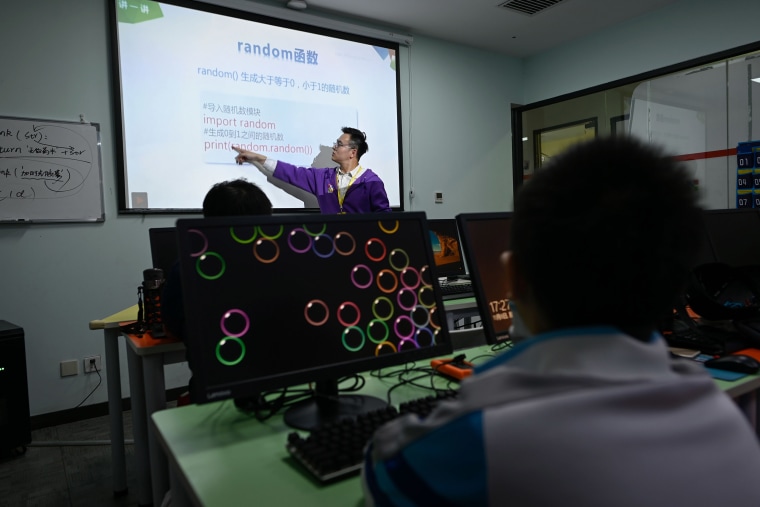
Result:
[362, 327, 760, 506]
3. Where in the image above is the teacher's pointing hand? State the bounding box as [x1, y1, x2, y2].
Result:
[232, 146, 267, 165]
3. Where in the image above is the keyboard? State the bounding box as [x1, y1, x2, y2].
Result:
[663, 327, 726, 355]
[286, 390, 459, 482]
[439, 281, 473, 299]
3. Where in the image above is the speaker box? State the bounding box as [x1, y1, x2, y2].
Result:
[0, 320, 31, 453]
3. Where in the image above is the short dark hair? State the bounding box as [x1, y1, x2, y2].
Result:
[342, 127, 368, 160]
[202, 178, 272, 217]
[511, 136, 703, 335]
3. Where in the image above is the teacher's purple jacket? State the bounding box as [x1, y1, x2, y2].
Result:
[274, 161, 391, 214]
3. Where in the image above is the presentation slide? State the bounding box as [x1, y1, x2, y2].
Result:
[113, 0, 401, 211]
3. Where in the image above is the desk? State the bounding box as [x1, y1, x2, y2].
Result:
[88, 305, 139, 497]
[91, 297, 477, 504]
[153, 357, 760, 507]
[89, 307, 185, 506]
[152, 347, 493, 507]
[124, 331, 185, 506]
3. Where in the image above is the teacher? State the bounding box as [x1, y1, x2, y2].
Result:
[232, 127, 391, 214]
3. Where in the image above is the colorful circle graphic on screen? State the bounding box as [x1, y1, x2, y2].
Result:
[367, 319, 390, 344]
[388, 248, 410, 271]
[377, 269, 399, 294]
[365, 238, 387, 262]
[220, 309, 250, 337]
[342, 326, 366, 352]
[415, 327, 436, 347]
[196, 252, 225, 280]
[337, 301, 361, 327]
[287, 228, 313, 254]
[303, 223, 327, 236]
[397, 287, 418, 311]
[215, 336, 246, 366]
[230, 226, 258, 244]
[400, 266, 421, 289]
[372, 296, 394, 321]
[334, 232, 357, 256]
[375, 341, 397, 355]
[394, 315, 415, 340]
[304, 300, 329, 326]
[312, 234, 335, 258]
[188, 229, 208, 258]
[418, 285, 437, 308]
[258, 224, 284, 240]
[253, 238, 280, 264]
[410, 305, 430, 328]
[351, 264, 374, 289]
[378, 220, 399, 234]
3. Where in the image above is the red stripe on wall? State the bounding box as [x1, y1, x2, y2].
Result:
[672, 148, 737, 161]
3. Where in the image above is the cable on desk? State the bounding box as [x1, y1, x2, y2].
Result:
[336, 374, 366, 393]
[491, 340, 514, 353]
[236, 387, 312, 421]
[237, 375, 367, 422]
[382, 363, 459, 405]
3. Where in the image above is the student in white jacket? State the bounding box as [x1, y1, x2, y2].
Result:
[362, 136, 760, 507]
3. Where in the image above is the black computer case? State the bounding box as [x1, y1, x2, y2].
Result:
[0, 320, 31, 452]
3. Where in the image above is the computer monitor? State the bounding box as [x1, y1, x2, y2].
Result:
[702, 208, 760, 268]
[175, 212, 452, 430]
[148, 227, 179, 276]
[456, 212, 513, 344]
[426, 219, 467, 279]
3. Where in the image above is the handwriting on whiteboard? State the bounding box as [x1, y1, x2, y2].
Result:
[0, 124, 93, 202]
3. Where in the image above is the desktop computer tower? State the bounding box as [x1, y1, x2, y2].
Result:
[0, 320, 31, 453]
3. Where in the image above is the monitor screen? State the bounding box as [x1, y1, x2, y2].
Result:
[703, 208, 760, 268]
[426, 218, 467, 279]
[176, 211, 452, 429]
[149, 227, 179, 276]
[456, 212, 513, 344]
[110, 0, 403, 213]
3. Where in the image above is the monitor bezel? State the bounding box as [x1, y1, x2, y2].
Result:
[175, 211, 453, 405]
[148, 226, 179, 276]
[456, 211, 514, 345]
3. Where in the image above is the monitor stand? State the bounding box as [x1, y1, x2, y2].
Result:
[283, 378, 388, 431]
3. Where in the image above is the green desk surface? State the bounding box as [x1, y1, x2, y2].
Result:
[152, 345, 497, 506]
[152, 344, 760, 506]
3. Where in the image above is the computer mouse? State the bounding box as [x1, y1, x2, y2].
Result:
[704, 354, 760, 374]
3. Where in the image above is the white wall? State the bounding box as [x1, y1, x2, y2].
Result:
[523, 0, 760, 103]
[0, 0, 521, 416]
[403, 38, 521, 217]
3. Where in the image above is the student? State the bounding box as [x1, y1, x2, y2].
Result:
[161, 178, 273, 341]
[232, 127, 391, 214]
[361, 137, 760, 506]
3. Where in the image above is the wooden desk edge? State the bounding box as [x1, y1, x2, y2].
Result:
[89, 305, 139, 330]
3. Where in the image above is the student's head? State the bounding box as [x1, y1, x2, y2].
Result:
[340, 127, 369, 160]
[202, 178, 272, 217]
[506, 136, 703, 339]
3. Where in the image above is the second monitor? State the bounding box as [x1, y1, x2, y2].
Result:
[456, 212, 514, 344]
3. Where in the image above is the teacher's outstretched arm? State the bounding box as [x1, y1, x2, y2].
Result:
[232, 146, 267, 165]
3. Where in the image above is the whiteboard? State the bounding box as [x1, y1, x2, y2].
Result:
[0, 116, 104, 222]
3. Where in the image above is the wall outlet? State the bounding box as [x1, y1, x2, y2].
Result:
[83, 355, 102, 373]
[60, 359, 78, 377]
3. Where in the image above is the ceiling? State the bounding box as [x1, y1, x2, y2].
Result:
[265, 0, 681, 58]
